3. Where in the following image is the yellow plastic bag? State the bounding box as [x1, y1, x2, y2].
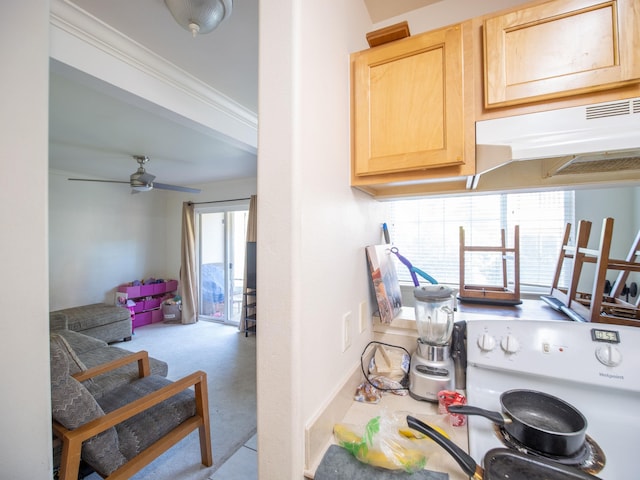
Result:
[333, 414, 428, 472]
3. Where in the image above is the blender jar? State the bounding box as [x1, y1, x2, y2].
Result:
[413, 285, 454, 345]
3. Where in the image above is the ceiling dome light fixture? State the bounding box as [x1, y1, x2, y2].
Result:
[164, 0, 233, 37]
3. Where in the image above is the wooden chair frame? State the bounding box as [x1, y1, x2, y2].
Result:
[52, 351, 212, 480]
[545, 218, 640, 326]
[570, 218, 640, 325]
[545, 220, 593, 310]
[608, 227, 640, 309]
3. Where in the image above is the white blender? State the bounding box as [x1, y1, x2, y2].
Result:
[409, 284, 456, 402]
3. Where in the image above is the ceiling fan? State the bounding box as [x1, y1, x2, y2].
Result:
[68, 155, 201, 194]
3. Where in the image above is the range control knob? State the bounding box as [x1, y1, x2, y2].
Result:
[500, 334, 521, 354]
[596, 344, 622, 367]
[477, 333, 496, 352]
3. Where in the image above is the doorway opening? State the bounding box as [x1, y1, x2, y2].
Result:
[196, 203, 249, 325]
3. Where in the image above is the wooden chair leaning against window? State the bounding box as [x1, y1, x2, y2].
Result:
[51, 341, 212, 480]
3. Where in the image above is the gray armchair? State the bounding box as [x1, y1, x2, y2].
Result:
[50, 334, 212, 480]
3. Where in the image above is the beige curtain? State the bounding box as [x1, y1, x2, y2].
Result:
[239, 195, 257, 331]
[180, 202, 198, 324]
[246, 195, 257, 242]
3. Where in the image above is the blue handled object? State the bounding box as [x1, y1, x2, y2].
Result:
[390, 247, 438, 286]
[382, 223, 391, 244]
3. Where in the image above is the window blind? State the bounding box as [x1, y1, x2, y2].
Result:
[386, 191, 575, 290]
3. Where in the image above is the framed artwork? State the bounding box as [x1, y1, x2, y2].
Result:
[115, 291, 128, 306]
[366, 245, 402, 324]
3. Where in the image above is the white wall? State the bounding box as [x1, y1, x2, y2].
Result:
[257, 0, 381, 477]
[574, 186, 640, 291]
[0, 1, 53, 477]
[49, 171, 173, 309]
[575, 187, 639, 254]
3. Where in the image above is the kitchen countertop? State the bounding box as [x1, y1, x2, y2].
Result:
[375, 298, 568, 337]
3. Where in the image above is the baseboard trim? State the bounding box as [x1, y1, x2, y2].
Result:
[303, 361, 363, 476]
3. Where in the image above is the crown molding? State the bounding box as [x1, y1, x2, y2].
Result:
[49, 0, 257, 146]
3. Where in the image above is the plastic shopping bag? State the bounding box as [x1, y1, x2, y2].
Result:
[333, 413, 427, 472]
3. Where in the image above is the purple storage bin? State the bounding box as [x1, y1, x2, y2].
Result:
[166, 280, 178, 292]
[144, 297, 162, 310]
[140, 284, 155, 296]
[133, 301, 145, 313]
[151, 309, 163, 323]
[134, 311, 152, 328]
[153, 283, 165, 295]
[118, 284, 141, 298]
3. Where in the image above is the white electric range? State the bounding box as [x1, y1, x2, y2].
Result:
[465, 319, 640, 479]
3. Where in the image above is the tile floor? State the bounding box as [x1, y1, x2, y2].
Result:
[83, 435, 256, 480]
[210, 434, 257, 480]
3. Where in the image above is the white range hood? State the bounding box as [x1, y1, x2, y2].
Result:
[476, 97, 640, 176]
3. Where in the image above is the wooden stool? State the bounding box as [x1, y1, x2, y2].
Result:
[458, 225, 521, 305]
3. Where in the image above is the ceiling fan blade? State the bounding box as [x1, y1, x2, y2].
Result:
[69, 157, 199, 194]
[153, 182, 201, 194]
[68, 178, 130, 185]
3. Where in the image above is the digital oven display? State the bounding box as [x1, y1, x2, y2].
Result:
[591, 328, 620, 343]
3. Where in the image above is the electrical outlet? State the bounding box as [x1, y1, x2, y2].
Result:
[342, 312, 352, 352]
[359, 300, 368, 333]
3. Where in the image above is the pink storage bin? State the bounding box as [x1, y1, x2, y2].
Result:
[118, 284, 141, 298]
[144, 297, 162, 310]
[133, 311, 152, 328]
[151, 309, 163, 323]
[166, 280, 178, 292]
[133, 301, 145, 313]
[152, 283, 165, 295]
[140, 284, 155, 296]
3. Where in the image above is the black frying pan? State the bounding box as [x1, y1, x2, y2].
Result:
[406, 416, 601, 480]
[448, 389, 587, 456]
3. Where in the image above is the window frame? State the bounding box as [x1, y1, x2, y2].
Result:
[385, 190, 575, 294]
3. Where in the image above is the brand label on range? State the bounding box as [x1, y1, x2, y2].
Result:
[599, 372, 624, 380]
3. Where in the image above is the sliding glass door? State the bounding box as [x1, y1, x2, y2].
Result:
[196, 205, 249, 325]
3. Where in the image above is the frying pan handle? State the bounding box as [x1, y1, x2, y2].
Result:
[447, 405, 508, 425]
[406, 416, 478, 478]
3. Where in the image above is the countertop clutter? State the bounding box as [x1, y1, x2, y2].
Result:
[312, 395, 469, 480]
[305, 299, 567, 479]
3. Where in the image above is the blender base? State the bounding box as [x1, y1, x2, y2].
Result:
[408, 353, 455, 402]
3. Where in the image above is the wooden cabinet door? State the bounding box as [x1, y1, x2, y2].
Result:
[484, 0, 640, 108]
[352, 24, 465, 177]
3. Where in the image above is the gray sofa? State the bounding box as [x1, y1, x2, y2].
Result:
[50, 303, 132, 344]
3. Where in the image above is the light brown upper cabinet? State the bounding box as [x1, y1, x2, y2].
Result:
[351, 23, 470, 179]
[483, 0, 640, 108]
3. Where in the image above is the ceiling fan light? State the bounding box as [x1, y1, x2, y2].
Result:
[164, 0, 233, 36]
[132, 184, 153, 192]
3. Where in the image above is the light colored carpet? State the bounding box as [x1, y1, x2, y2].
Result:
[88, 320, 257, 480]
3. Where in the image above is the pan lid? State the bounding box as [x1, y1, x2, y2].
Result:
[484, 449, 601, 480]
